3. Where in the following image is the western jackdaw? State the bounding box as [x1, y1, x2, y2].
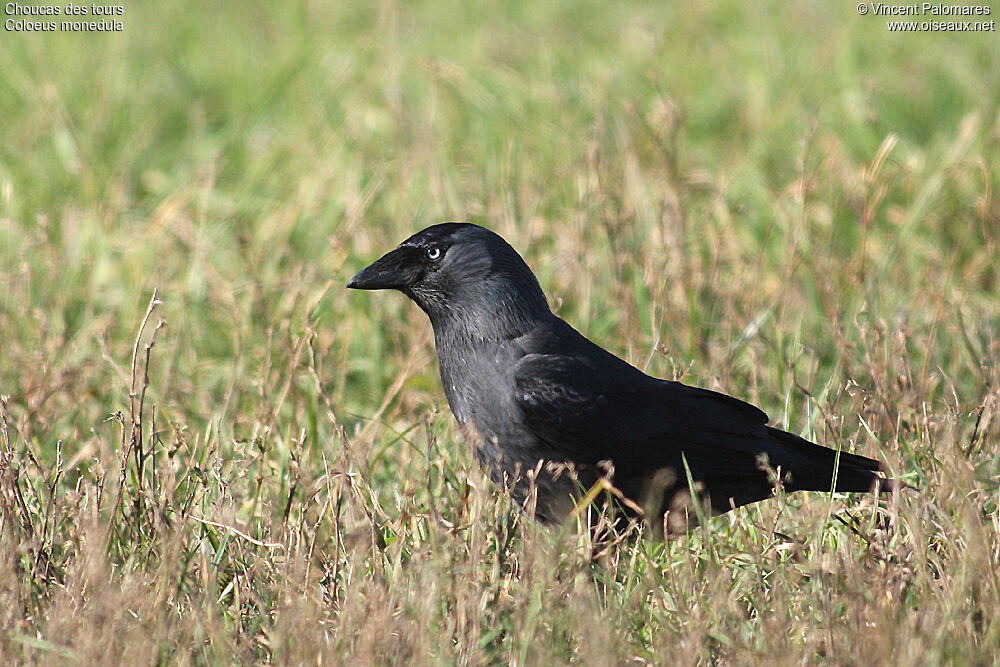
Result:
[348, 223, 891, 529]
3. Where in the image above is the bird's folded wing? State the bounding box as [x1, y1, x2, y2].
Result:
[513, 353, 778, 479]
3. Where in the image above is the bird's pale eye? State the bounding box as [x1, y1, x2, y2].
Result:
[426, 246, 442, 261]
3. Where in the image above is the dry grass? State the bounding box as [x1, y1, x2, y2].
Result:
[1, 0, 999, 664]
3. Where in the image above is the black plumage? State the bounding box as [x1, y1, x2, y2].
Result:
[347, 223, 890, 529]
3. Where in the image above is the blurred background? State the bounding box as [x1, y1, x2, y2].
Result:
[3, 0, 997, 439]
[1, 1, 999, 662]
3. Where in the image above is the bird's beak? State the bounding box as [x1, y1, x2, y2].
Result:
[346, 246, 422, 290]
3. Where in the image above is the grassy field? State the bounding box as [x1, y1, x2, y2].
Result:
[2, 0, 999, 663]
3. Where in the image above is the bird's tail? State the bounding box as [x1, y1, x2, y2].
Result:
[765, 426, 896, 494]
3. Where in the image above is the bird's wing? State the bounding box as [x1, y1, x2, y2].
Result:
[513, 352, 778, 480]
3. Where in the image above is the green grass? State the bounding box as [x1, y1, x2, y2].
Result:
[2, 0, 999, 663]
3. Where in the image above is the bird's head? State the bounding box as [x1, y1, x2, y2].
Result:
[347, 223, 551, 338]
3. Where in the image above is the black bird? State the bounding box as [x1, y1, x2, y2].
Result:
[347, 223, 891, 530]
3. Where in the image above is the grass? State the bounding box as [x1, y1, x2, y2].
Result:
[1, 0, 999, 663]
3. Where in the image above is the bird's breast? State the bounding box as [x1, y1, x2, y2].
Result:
[438, 355, 507, 425]
[434, 339, 527, 438]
